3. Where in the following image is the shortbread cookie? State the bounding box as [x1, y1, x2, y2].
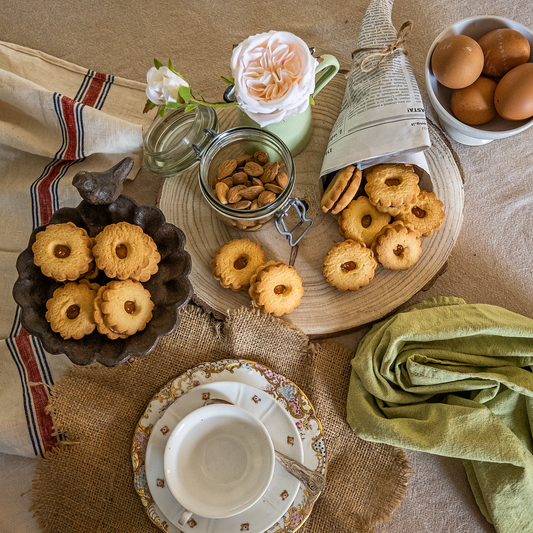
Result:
[338, 197, 392, 247]
[365, 164, 420, 211]
[98, 280, 154, 337]
[323, 240, 377, 291]
[372, 221, 422, 270]
[248, 261, 304, 317]
[93, 285, 128, 340]
[33, 222, 93, 281]
[321, 166, 362, 215]
[92, 222, 159, 280]
[130, 234, 161, 282]
[211, 238, 267, 292]
[45, 280, 98, 340]
[394, 189, 446, 237]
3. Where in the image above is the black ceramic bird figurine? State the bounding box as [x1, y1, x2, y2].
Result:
[72, 157, 134, 205]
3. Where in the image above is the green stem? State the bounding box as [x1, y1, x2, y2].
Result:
[189, 98, 238, 109]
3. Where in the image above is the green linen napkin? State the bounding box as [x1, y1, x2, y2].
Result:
[347, 297, 533, 533]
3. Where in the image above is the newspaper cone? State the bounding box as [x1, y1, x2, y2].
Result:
[320, 0, 431, 179]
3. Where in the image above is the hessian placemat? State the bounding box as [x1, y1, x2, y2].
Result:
[31, 304, 412, 533]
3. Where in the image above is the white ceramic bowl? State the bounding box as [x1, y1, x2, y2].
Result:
[163, 403, 275, 520]
[425, 16, 533, 145]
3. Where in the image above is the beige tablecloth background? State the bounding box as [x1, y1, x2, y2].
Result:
[1, 0, 532, 531]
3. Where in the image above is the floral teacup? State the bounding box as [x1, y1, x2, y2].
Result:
[163, 403, 275, 526]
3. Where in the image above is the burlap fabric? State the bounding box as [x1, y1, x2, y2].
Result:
[31, 304, 411, 533]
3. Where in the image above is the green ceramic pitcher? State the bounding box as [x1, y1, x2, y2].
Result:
[229, 55, 340, 157]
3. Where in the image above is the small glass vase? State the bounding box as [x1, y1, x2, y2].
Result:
[143, 106, 218, 177]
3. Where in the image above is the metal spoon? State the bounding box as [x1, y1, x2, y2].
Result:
[204, 398, 326, 505]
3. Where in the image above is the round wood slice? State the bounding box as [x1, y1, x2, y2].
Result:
[158, 77, 464, 338]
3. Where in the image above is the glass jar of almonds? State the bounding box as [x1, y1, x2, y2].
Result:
[198, 127, 312, 242]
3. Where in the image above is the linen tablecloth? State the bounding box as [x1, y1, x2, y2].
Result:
[0, 41, 150, 457]
[1, 0, 533, 531]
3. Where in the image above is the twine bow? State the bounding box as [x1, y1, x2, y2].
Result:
[347, 20, 413, 76]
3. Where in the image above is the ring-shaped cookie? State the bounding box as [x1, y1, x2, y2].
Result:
[45, 280, 98, 339]
[372, 221, 422, 270]
[248, 261, 304, 316]
[394, 189, 446, 237]
[99, 280, 154, 336]
[365, 164, 420, 209]
[323, 240, 377, 291]
[92, 222, 154, 280]
[211, 238, 267, 292]
[339, 197, 391, 247]
[32, 222, 93, 281]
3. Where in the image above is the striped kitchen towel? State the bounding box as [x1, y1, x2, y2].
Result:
[0, 41, 150, 457]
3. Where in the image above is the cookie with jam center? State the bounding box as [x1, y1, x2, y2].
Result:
[45, 280, 98, 340]
[32, 221, 93, 281]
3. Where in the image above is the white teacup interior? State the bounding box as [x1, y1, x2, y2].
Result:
[164, 403, 275, 519]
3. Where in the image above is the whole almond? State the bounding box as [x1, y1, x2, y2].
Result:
[215, 182, 229, 204]
[240, 185, 265, 200]
[227, 184, 247, 204]
[250, 199, 259, 210]
[260, 162, 279, 183]
[276, 171, 288, 189]
[243, 161, 264, 177]
[236, 154, 253, 166]
[265, 183, 284, 194]
[252, 178, 263, 187]
[220, 176, 234, 188]
[258, 190, 276, 207]
[233, 171, 248, 185]
[217, 159, 237, 179]
[254, 151, 269, 165]
[231, 200, 252, 210]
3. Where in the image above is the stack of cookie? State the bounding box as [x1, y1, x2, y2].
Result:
[321, 163, 446, 291]
[211, 238, 304, 317]
[33, 221, 159, 340]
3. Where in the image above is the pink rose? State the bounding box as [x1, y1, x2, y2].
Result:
[231, 31, 318, 126]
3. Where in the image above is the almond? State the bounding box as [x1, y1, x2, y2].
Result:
[215, 182, 229, 204]
[220, 176, 234, 188]
[250, 199, 259, 210]
[243, 161, 264, 177]
[254, 151, 269, 165]
[260, 162, 279, 183]
[276, 171, 288, 189]
[232, 172, 248, 185]
[236, 154, 253, 166]
[265, 183, 284, 194]
[217, 159, 237, 179]
[252, 178, 263, 187]
[227, 184, 247, 204]
[258, 190, 276, 207]
[244, 180, 252, 187]
[231, 200, 252, 210]
[240, 185, 265, 200]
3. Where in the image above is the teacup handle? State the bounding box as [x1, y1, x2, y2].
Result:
[178, 510, 193, 527]
[313, 54, 340, 98]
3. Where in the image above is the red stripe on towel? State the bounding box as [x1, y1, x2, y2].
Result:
[82, 72, 107, 107]
[14, 329, 57, 453]
[37, 96, 78, 224]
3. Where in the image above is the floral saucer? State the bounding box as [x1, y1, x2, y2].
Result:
[132, 360, 326, 533]
[147, 381, 303, 532]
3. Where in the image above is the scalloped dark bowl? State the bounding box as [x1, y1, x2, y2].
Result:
[12, 195, 192, 367]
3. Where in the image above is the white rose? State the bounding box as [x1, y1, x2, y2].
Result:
[146, 66, 190, 106]
[231, 31, 319, 127]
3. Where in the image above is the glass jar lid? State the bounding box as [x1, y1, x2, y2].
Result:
[143, 106, 218, 177]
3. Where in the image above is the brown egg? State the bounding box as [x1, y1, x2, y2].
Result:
[451, 76, 498, 125]
[431, 35, 484, 89]
[494, 63, 533, 120]
[478, 28, 530, 78]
